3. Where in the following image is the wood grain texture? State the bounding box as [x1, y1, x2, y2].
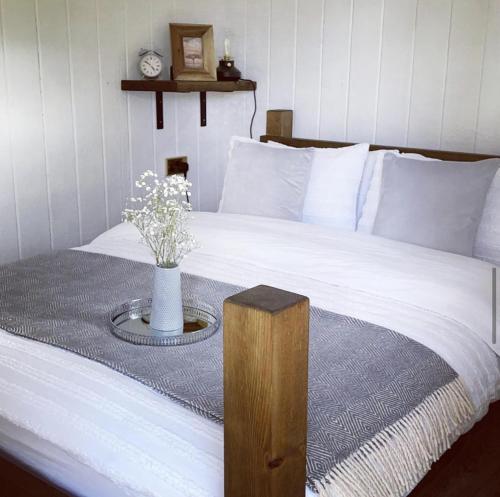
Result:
[224, 285, 309, 497]
[266, 109, 293, 137]
[0, 452, 71, 497]
[170, 24, 217, 81]
[410, 400, 500, 497]
[121, 79, 256, 92]
[2, 400, 499, 497]
[261, 133, 500, 162]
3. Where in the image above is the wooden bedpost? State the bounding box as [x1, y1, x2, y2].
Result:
[266, 109, 293, 138]
[224, 285, 309, 497]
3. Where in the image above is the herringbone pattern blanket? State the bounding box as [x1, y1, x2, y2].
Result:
[0, 251, 474, 497]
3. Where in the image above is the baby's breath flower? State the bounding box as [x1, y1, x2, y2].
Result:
[122, 172, 199, 268]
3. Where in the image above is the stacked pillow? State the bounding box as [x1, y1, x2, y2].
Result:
[474, 172, 500, 265]
[218, 139, 314, 221]
[219, 137, 370, 230]
[219, 136, 500, 265]
[357, 150, 500, 263]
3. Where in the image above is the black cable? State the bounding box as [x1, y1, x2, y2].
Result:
[241, 79, 257, 139]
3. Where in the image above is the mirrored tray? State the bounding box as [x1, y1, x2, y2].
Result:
[110, 298, 220, 346]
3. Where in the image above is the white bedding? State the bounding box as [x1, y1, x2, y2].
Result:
[1, 212, 499, 497]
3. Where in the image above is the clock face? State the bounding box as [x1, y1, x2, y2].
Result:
[139, 53, 162, 79]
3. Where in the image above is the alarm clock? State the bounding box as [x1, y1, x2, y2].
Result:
[138, 49, 163, 79]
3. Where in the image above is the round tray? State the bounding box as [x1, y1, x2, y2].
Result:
[110, 298, 220, 346]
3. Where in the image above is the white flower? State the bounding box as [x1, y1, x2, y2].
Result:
[122, 171, 199, 268]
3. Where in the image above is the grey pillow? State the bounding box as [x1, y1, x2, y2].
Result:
[373, 154, 500, 256]
[219, 141, 314, 221]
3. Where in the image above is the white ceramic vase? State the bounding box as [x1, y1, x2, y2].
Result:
[149, 265, 184, 335]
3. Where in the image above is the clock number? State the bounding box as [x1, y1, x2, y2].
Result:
[140, 53, 162, 78]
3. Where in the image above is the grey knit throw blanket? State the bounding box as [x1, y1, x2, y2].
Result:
[0, 251, 474, 497]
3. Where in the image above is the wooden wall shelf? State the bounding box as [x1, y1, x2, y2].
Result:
[121, 79, 257, 129]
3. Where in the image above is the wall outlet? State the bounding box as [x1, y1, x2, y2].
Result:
[165, 156, 188, 177]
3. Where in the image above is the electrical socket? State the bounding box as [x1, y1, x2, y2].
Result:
[165, 156, 188, 177]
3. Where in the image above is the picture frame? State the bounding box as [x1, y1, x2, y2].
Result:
[169, 23, 217, 81]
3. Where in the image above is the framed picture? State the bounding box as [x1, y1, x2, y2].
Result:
[170, 23, 217, 81]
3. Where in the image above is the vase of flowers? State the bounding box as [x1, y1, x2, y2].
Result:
[123, 170, 197, 334]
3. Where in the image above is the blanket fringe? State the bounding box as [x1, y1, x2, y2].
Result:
[314, 377, 475, 497]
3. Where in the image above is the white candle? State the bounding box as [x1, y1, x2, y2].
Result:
[224, 38, 231, 59]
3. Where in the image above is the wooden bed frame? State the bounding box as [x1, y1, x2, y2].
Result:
[1, 109, 499, 497]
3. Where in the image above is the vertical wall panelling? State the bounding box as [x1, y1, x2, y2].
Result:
[268, 0, 296, 109]
[210, 0, 248, 212]
[37, 0, 80, 250]
[151, 0, 177, 183]
[174, 93, 199, 209]
[124, 0, 133, 197]
[96, 0, 109, 228]
[198, 93, 221, 212]
[198, 0, 226, 212]
[65, 0, 82, 244]
[318, 0, 353, 141]
[2, 0, 51, 259]
[243, 0, 271, 143]
[1, 0, 500, 262]
[407, 0, 452, 149]
[475, 0, 500, 153]
[98, 0, 128, 226]
[170, 0, 207, 211]
[346, 0, 384, 143]
[148, 1, 157, 177]
[211, 1, 233, 205]
[374, 0, 417, 145]
[441, 0, 489, 152]
[67, 0, 107, 243]
[0, 0, 20, 263]
[293, 0, 324, 137]
[126, 0, 154, 196]
[182, 0, 226, 212]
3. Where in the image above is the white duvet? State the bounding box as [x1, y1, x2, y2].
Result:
[1, 212, 499, 497]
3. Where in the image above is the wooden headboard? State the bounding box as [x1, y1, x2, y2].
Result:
[261, 110, 500, 162]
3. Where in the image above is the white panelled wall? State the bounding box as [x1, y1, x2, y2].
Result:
[1, 0, 500, 263]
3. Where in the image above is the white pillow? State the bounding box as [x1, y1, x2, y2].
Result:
[475, 170, 500, 266]
[269, 140, 369, 230]
[357, 150, 397, 228]
[357, 151, 436, 233]
[218, 139, 314, 221]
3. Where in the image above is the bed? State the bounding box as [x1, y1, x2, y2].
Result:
[1, 112, 499, 497]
